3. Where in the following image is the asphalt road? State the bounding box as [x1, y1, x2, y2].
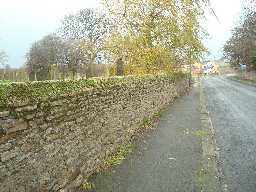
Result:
[202, 76, 256, 192]
[89, 85, 202, 192]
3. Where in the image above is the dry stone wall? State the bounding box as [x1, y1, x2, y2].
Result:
[0, 74, 189, 191]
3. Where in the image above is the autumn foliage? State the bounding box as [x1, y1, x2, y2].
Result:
[104, 0, 206, 75]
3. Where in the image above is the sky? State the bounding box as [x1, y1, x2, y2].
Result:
[0, 0, 243, 68]
[202, 0, 243, 60]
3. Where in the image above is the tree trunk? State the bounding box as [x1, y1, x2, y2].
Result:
[116, 57, 124, 76]
[86, 63, 94, 78]
[29, 71, 36, 81]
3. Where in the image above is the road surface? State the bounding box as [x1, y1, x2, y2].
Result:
[202, 76, 256, 192]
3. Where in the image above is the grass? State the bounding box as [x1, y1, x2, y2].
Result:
[103, 143, 133, 168]
[230, 71, 256, 84]
[0, 80, 12, 84]
[193, 130, 208, 138]
[142, 109, 167, 129]
[143, 117, 153, 129]
[196, 166, 208, 190]
[81, 181, 95, 190]
[196, 158, 221, 192]
[153, 108, 166, 119]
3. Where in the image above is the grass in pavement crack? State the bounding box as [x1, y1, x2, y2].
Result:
[193, 130, 209, 138]
[103, 143, 133, 168]
[81, 181, 96, 190]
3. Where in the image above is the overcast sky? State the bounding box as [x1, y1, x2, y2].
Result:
[0, 0, 242, 68]
[202, 0, 243, 61]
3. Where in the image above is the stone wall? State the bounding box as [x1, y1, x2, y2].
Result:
[0, 74, 189, 191]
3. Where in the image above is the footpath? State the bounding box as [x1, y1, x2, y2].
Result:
[86, 83, 221, 192]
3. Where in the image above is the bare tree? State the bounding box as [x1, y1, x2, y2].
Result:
[26, 34, 66, 81]
[0, 50, 7, 68]
[224, 8, 256, 69]
[0, 50, 8, 80]
[58, 8, 113, 78]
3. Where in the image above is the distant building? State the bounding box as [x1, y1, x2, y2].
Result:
[202, 61, 220, 75]
[192, 62, 202, 76]
[179, 62, 202, 76]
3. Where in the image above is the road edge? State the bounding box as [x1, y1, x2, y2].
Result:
[228, 76, 256, 87]
[199, 81, 226, 192]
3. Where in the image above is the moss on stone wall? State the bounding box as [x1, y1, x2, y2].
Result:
[0, 73, 185, 111]
[0, 72, 188, 191]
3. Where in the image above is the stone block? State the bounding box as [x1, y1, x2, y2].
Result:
[15, 105, 37, 112]
[0, 142, 12, 152]
[1, 148, 19, 162]
[7, 119, 28, 134]
[0, 111, 10, 118]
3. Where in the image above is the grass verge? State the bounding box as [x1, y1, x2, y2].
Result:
[228, 76, 256, 87]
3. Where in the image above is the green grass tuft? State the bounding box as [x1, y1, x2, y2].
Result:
[143, 117, 153, 128]
[104, 144, 133, 168]
[81, 181, 95, 190]
[193, 130, 208, 138]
